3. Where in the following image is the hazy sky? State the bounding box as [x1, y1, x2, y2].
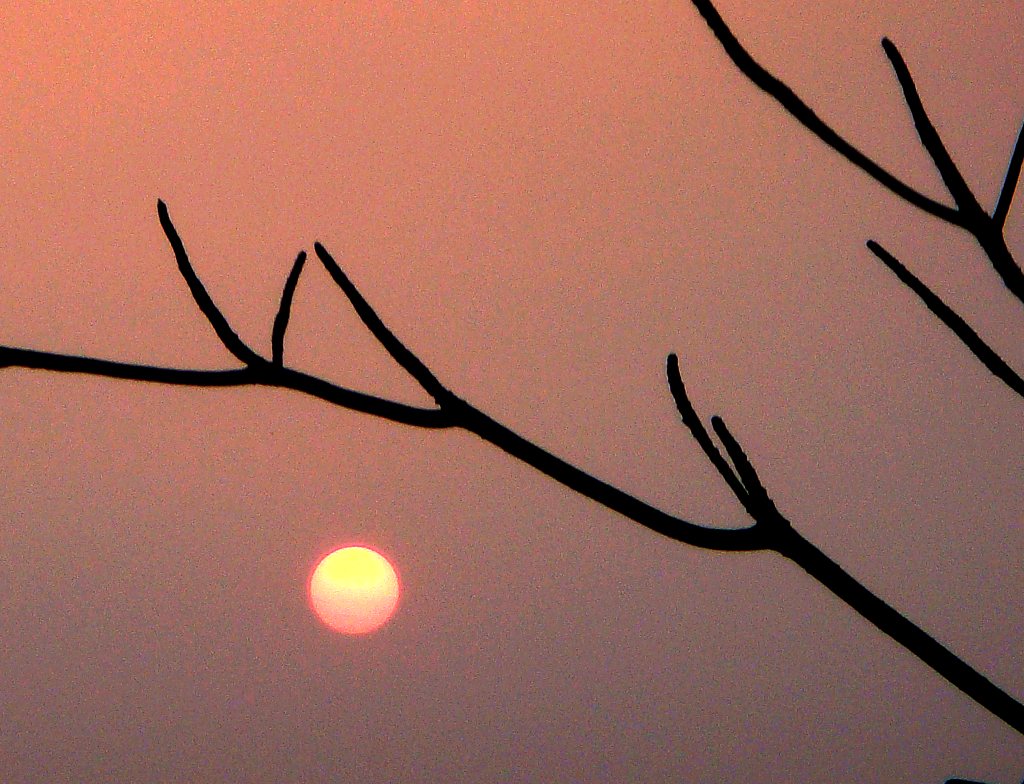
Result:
[1, 2, 1022, 782]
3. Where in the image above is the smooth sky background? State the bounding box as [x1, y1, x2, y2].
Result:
[1, 2, 1022, 782]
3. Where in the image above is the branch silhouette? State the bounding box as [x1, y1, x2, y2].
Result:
[1, 8, 1020, 779]
[2, 202, 1021, 742]
[272, 250, 307, 366]
[689, 0, 1024, 401]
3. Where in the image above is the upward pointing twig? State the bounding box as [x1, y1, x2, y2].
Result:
[313, 242, 453, 406]
[880, 39, 983, 219]
[666, 354, 750, 505]
[272, 251, 307, 366]
[687, 0, 961, 225]
[994, 116, 1024, 227]
[157, 200, 263, 366]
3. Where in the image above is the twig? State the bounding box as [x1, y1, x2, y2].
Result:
[157, 200, 264, 366]
[994, 116, 1024, 228]
[866, 240, 1024, 398]
[880, 39, 983, 219]
[709, 415, 780, 521]
[666, 354, 750, 504]
[666, 360, 1024, 737]
[314, 242, 453, 406]
[687, 0, 961, 225]
[272, 251, 307, 366]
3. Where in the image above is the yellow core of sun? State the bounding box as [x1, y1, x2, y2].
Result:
[308, 546, 400, 635]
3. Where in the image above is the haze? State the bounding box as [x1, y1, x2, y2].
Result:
[1, 3, 1022, 782]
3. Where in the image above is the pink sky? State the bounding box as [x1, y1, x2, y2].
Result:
[1, 2, 1022, 781]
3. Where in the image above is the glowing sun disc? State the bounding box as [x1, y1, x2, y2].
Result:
[308, 546, 401, 635]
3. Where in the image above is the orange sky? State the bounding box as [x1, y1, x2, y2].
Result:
[1, 2, 1022, 782]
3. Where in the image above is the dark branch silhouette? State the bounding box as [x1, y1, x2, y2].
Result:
[866, 240, 1024, 397]
[689, 0, 1024, 405]
[686, 0, 960, 224]
[880, 38, 984, 221]
[272, 250, 307, 366]
[995, 118, 1024, 228]
[157, 199, 264, 366]
[1, 6, 1020, 779]
[667, 359, 1024, 739]
[2, 201, 1021, 742]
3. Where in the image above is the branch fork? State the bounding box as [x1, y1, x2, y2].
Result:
[689, 0, 1024, 400]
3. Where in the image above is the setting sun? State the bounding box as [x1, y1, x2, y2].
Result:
[308, 546, 401, 635]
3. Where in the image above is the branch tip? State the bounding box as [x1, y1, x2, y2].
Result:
[994, 115, 1024, 227]
[866, 240, 1024, 398]
[688, 0, 959, 224]
[272, 250, 308, 366]
[157, 200, 262, 366]
[313, 242, 451, 404]
[880, 37, 980, 218]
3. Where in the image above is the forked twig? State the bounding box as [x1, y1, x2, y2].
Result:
[666, 358, 1024, 737]
[689, 0, 1024, 394]
[2, 201, 1023, 739]
[687, 0, 959, 224]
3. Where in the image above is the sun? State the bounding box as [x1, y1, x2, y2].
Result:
[307, 546, 401, 635]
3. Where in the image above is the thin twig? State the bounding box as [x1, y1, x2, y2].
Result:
[272, 251, 307, 366]
[687, 0, 961, 225]
[666, 354, 750, 504]
[667, 358, 1024, 736]
[314, 242, 453, 406]
[157, 200, 264, 366]
[866, 240, 1024, 398]
[709, 415, 778, 517]
[994, 116, 1024, 227]
[880, 39, 983, 219]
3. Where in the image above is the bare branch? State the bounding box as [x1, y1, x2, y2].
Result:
[0, 345, 453, 428]
[272, 250, 307, 366]
[780, 528, 1024, 737]
[709, 415, 779, 519]
[993, 115, 1024, 227]
[157, 200, 264, 366]
[666, 354, 750, 504]
[453, 401, 766, 552]
[881, 39, 983, 218]
[687, 0, 961, 225]
[313, 242, 453, 406]
[866, 240, 1024, 399]
[0, 346, 256, 387]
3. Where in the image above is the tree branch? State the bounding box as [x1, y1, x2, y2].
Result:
[0, 345, 453, 428]
[994, 115, 1024, 228]
[666, 354, 750, 504]
[272, 251, 307, 366]
[866, 241, 1024, 399]
[687, 0, 962, 225]
[881, 39, 983, 219]
[668, 357, 1024, 736]
[157, 200, 264, 366]
[314, 242, 454, 407]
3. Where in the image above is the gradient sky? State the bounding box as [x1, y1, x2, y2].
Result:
[1, 2, 1022, 782]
